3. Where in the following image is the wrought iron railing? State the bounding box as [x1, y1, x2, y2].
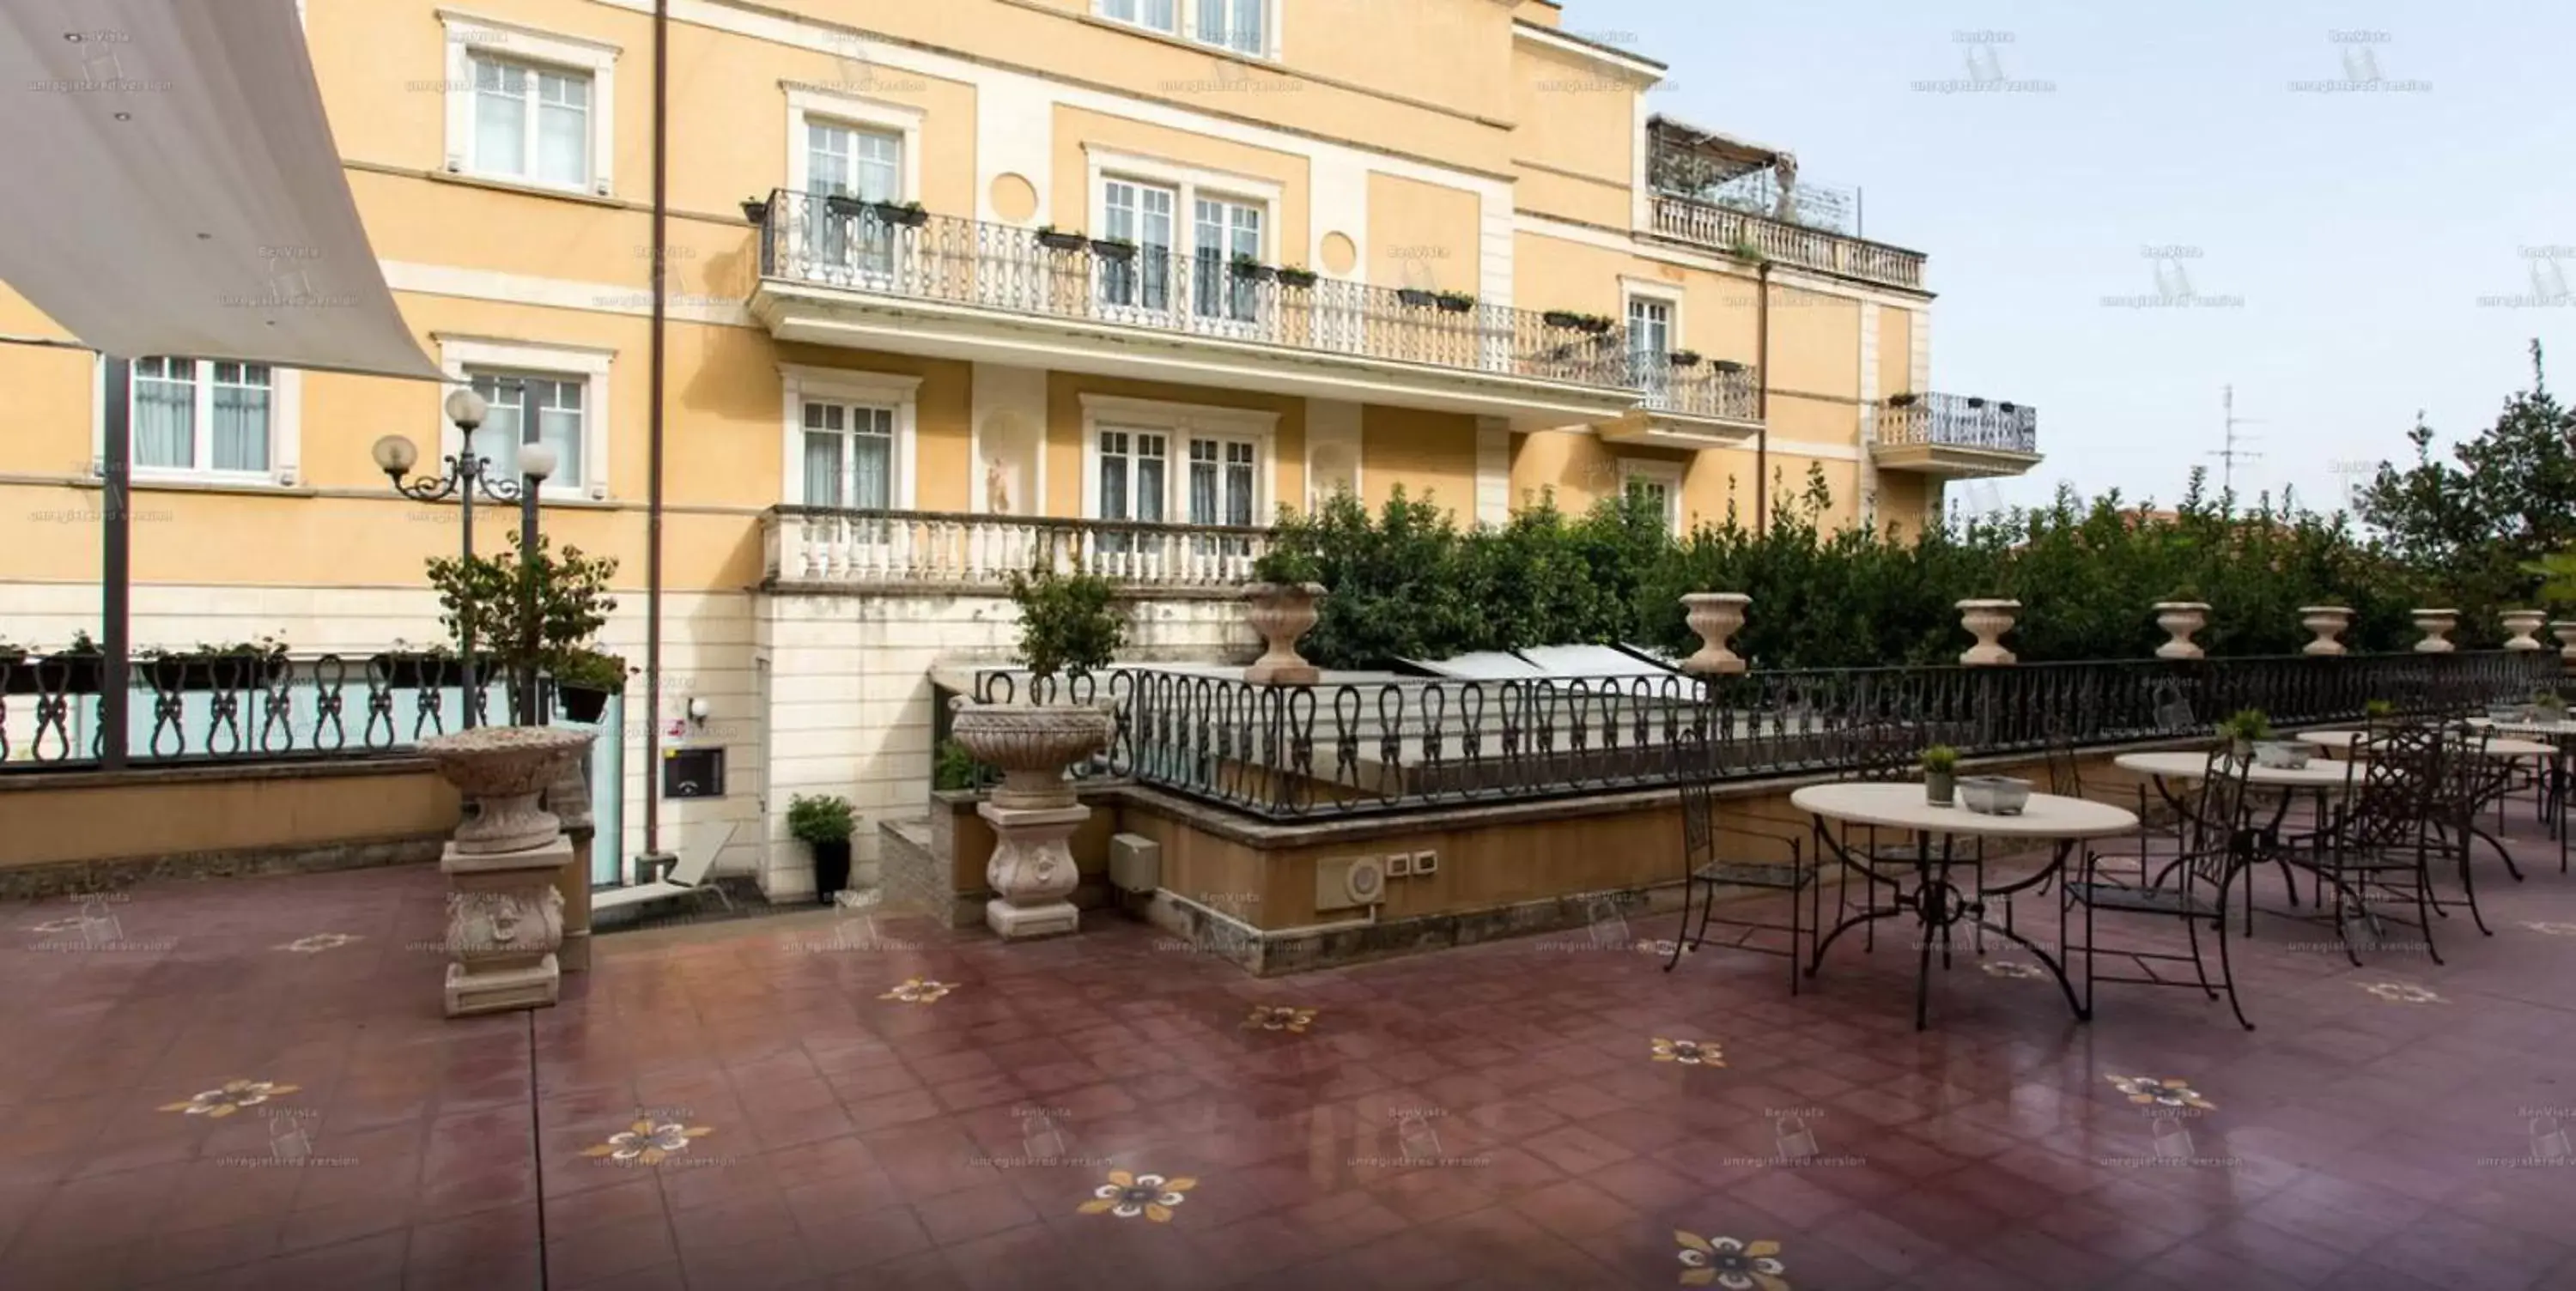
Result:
[0, 652, 602, 771]
[757, 190, 1638, 390]
[1632, 356, 1762, 423]
[764, 507, 1272, 590]
[1880, 391, 2039, 454]
[966, 651, 2549, 821]
[1648, 193, 1926, 291]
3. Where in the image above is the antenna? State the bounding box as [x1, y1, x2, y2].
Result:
[2208, 385, 2265, 498]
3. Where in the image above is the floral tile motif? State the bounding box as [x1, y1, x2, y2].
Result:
[2361, 981, 2443, 1004]
[2105, 1075, 2215, 1110]
[1636, 938, 1697, 957]
[1077, 1169, 1196, 1221]
[1675, 1232, 1789, 1289]
[580, 1118, 714, 1165]
[1650, 1038, 1724, 1067]
[159, 1080, 299, 1118]
[273, 933, 363, 954]
[1982, 960, 2047, 979]
[2518, 921, 2576, 936]
[1242, 1005, 1316, 1033]
[878, 978, 953, 1004]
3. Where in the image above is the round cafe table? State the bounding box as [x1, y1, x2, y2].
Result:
[2470, 718, 2576, 873]
[1793, 782, 2136, 1031]
[2113, 751, 2352, 925]
[2300, 730, 2555, 760]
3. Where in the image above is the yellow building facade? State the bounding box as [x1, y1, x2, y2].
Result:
[0, 0, 2037, 894]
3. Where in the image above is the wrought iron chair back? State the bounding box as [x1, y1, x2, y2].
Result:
[2346, 723, 2445, 851]
[1679, 771, 1716, 864]
[2183, 747, 2256, 889]
[2044, 720, 2084, 798]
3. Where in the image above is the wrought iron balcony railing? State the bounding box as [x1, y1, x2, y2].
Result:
[968, 651, 2550, 821]
[764, 506, 1272, 591]
[1880, 392, 2039, 454]
[1631, 356, 1762, 423]
[756, 190, 1639, 391]
[1648, 192, 1926, 291]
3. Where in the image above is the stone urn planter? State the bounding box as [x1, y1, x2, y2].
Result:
[1680, 592, 1753, 676]
[419, 726, 598, 854]
[949, 697, 1117, 941]
[2153, 603, 2211, 661]
[1955, 599, 2020, 666]
[2500, 609, 2548, 652]
[2297, 606, 2353, 657]
[2411, 608, 2459, 654]
[2553, 621, 2576, 671]
[1242, 582, 1325, 686]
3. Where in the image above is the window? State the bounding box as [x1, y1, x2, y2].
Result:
[1193, 197, 1262, 323]
[1097, 0, 1269, 56]
[1102, 179, 1177, 311]
[805, 120, 903, 276]
[1099, 0, 1179, 35]
[1080, 396, 1277, 562]
[125, 357, 277, 476]
[440, 16, 619, 195]
[1188, 437, 1257, 528]
[1626, 295, 1674, 397]
[466, 369, 589, 491]
[1097, 428, 1169, 525]
[801, 402, 896, 509]
[1619, 459, 1684, 534]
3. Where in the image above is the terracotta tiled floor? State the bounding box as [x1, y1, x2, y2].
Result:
[7, 815, 2576, 1289]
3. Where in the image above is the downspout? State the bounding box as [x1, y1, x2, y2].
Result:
[643, 0, 668, 856]
[1753, 258, 1772, 534]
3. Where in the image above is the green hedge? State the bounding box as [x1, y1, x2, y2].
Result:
[1263, 468, 2486, 672]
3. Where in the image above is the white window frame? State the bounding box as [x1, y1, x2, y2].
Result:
[439, 9, 619, 196]
[1093, 0, 1281, 60]
[1078, 394, 1277, 526]
[1619, 458, 1685, 535]
[783, 85, 924, 202]
[1620, 280, 1685, 358]
[1085, 148, 1279, 318]
[780, 365, 921, 509]
[434, 336, 615, 500]
[90, 357, 303, 488]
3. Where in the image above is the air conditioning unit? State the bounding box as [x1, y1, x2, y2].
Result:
[1316, 855, 1386, 912]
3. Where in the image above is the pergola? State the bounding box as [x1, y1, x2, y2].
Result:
[0, 0, 446, 767]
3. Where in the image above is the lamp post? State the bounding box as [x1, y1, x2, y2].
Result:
[373, 386, 553, 729]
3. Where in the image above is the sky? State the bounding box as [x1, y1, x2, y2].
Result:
[1570, 0, 2575, 518]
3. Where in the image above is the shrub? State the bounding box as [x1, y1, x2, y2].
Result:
[1006, 565, 1127, 684]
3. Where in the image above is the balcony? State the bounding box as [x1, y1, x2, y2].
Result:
[1874, 392, 2042, 478]
[748, 191, 1649, 430]
[1643, 115, 1927, 291]
[762, 506, 1272, 593]
[1649, 194, 1926, 291]
[1600, 357, 1763, 449]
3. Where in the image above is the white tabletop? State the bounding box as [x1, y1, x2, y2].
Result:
[2467, 717, 2576, 739]
[2114, 750, 2354, 789]
[2303, 730, 2555, 759]
[1791, 782, 2138, 839]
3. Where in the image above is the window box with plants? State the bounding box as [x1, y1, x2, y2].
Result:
[1965, 397, 1989, 409]
[1242, 548, 1327, 687]
[1568, 313, 1617, 336]
[1395, 288, 1440, 309]
[869, 199, 929, 229]
[2, 633, 104, 695]
[1277, 265, 1319, 289]
[1542, 309, 1588, 330]
[1089, 236, 1138, 262]
[1668, 350, 1702, 367]
[790, 793, 857, 905]
[1886, 391, 1917, 407]
[740, 197, 770, 226]
[549, 647, 630, 724]
[142, 636, 290, 693]
[1433, 291, 1475, 314]
[1036, 225, 1089, 252]
[1230, 253, 1276, 283]
[823, 192, 871, 220]
[371, 641, 472, 692]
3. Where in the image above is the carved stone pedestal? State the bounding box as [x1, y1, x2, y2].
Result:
[442, 836, 570, 1017]
[980, 801, 1086, 941]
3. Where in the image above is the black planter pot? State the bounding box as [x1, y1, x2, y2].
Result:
[810, 839, 853, 903]
[1965, 397, 1988, 409]
[1231, 263, 1276, 282]
[1278, 269, 1319, 289]
[1542, 311, 1585, 330]
[1575, 318, 1613, 336]
[1712, 360, 1747, 374]
[371, 652, 466, 691]
[146, 653, 287, 693]
[1668, 351, 1702, 367]
[1090, 239, 1137, 261]
[556, 684, 612, 724]
[871, 202, 930, 228]
[1434, 294, 1474, 313]
[1887, 392, 1917, 407]
[0, 655, 100, 695]
[1036, 230, 1088, 252]
[740, 198, 769, 226]
[824, 194, 870, 219]
[1395, 288, 1439, 309]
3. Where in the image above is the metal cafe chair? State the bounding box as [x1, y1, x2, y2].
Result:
[2302, 723, 2452, 967]
[1825, 718, 1959, 956]
[2063, 746, 2260, 1030]
[1664, 769, 1819, 994]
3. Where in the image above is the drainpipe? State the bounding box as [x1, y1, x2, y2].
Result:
[1753, 259, 1772, 534]
[643, 0, 668, 856]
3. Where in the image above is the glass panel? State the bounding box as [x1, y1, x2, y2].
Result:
[803, 430, 844, 507]
[1232, 0, 1264, 53]
[535, 378, 582, 487]
[851, 406, 893, 509]
[1193, 199, 1224, 319]
[1138, 186, 1174, 312]
[537, 90, 587, 186]
[1134, 433, 1166, 523]
[210, 361, 270, 472]
[853, 130, 901, 203]
[1229, 203, 1261, 321]
[1098, 430, 1130, 521]
[469, 371, 523, 481]
[1226, 441, 1255, 527]
[1101, 182, 1137, 306]
[1142, 0, 1178, 32]
[132, 356, 195, 469]
[1188, 439, 1218, 525]
[472, 57, 527, 177]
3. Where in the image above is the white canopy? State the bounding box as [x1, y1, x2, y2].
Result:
[0, 0, 441, 379]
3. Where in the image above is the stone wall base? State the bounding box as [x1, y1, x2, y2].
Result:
[0, 834, 447, 902]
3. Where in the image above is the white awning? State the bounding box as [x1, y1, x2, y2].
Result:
[0, 0, 441, 379]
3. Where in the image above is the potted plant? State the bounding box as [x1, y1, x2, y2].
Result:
[1921, 745, 1960, 807]
[823, 191, 870, 219]
[1998, 402, 2019, 414]
[2361, 698, 2397, 735]
[1036, 225, 1089, 252]
[143, 635, 290, 692]
[1278, 265, 1320, 289]
[372, 639, 467, 691]
[550, 647, 629, 724]
[1396, 288, 1439, 309]
[1965, 397, 1988, 409]
[740, 197, 769, 226]
[2534, 690, 2568, 722]
[2220, 709, 2273, 761]
[1542, 309, 1588, 330]
[1711, 359, 1747, 375]
[1242, 548, 1327, 687]
[1434, 291, 1476, 313]
[21, 631, 105, 695]
[1573, 313, 1617, 336]
[789, 793, 857, 905]
[1089, 236, 1137, 261]
[869, 198, 929, 228]
[1886, 392, 1917, 407]
[426, 530, 620, 726]
[1668, 350, 1702, 367]
[950, 566, 1127, 801]
[1230, 253, 1275, 283]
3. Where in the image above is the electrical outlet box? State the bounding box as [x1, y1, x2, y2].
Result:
[1412, 850, 1438, 876]
[1386, 852, 1413, 878]
[1316, 855, 1387, 912]
[1109, 833, 1160, 894]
